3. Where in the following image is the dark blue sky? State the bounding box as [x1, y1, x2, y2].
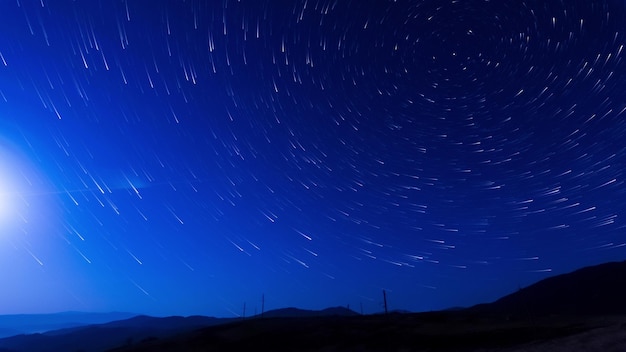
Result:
[0, 0, 625, 317]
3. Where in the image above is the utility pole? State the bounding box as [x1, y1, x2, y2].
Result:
[243, 302, 246, 319]
[261, 294, 265, 318]
[383, 290, 388, 315]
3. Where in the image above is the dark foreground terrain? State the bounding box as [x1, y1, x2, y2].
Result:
[110, 312, 626, 352]
[2, 260, 626, 351]
[111, 260, 626, 351]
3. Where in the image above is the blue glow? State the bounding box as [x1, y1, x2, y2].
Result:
[0, 0, 625, 317]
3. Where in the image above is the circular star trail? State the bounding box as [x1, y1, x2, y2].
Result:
[0, 0, 625, 316]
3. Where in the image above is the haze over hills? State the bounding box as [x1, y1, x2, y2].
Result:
[0, 314, 227, 352]
[0, 312, 135, 339]
[0, 307, 357, 352]
[1, 260, 626, 351]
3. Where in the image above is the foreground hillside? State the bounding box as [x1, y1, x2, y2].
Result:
[471, 260, 626, 316]
[111, 313, 626, 352]
[112, 260, 626, 351]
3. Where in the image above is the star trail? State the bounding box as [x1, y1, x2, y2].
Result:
[0, 0, 625, 317]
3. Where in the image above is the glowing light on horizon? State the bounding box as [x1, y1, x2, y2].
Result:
[0, 152, 21, 228]
[0, 141, 54, 233]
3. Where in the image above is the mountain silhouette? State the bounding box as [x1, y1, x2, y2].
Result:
[0, 315, 225, 352]
[2, 261, 626, 351]
[0, 312, 135, 339]
[472, 260, 626, 316]
[111, 260, 626, 351]
[0, 307, 357, 352]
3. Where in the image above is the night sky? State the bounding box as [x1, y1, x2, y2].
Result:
[1, 0, 626, 317]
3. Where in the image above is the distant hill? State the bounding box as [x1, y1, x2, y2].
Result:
[0, 307, 357, 352]
[260, 306, 358, 318]
[0, 312, 135, 338]
[471, 260, 626, 317]
[0, 315, 224, 352]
